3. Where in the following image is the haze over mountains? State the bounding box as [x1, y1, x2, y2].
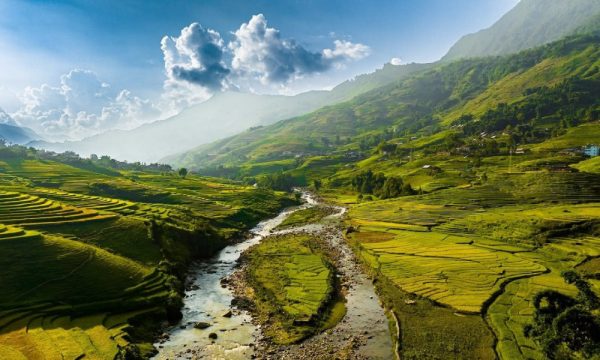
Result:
[30, 63, 425, 162]
[167, 0, 600, 170]
[23, 0, 600, 166]
[0, 108, 40, 145]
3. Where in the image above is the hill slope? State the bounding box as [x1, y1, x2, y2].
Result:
[443, 0, 600, 61]
[0, 124, 40, 145]
[33, 63, 426, 163]
[168, 35, 600, 175]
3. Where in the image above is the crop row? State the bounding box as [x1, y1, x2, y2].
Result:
[353, 230, 546, 313]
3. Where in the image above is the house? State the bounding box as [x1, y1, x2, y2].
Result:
[584, 145, 599, 157]
[514, 148, 527, 155]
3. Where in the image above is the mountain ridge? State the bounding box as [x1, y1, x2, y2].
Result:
[443, 0, 600, 61]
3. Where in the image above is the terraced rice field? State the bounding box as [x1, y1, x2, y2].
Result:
[246, 233, 334, 343]
[28, 188, 174, 221]
[0, 191, 115, 227]
[350, 230, 545, 313]
[487, 272, 577, 360]
[0, 309, 159, 360]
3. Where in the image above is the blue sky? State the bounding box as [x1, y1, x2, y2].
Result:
[0, 0, 518, 139]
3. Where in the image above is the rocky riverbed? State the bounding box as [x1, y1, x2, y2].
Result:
[153, 192, 393, 359]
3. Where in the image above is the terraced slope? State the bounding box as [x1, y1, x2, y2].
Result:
[0, 191, 116, 227]
[352, 231, 545, 313]
[0, 148, 293, 359]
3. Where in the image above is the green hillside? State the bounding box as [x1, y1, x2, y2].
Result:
[164, 32, 600, 359]
[0, 145, 292, 359]
[443, 0, 600, 61]
[170, 34, 600, 178]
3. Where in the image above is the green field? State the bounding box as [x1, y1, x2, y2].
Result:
[243, 233, 338, 344]
[274, 206, 337, 230]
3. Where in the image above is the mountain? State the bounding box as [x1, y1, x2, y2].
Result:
[0, 108, 40, 145]
[0, 124, 40, 145]
[443, 0, 600, 61]
[33, 63, 427, 163]
[167, 34, 600, 175]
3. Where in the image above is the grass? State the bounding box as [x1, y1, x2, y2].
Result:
[571, 155, 600, 174]
[275, 206, 336, 230]
[244, 233, 337, 344]
[531, 122, 600, 151]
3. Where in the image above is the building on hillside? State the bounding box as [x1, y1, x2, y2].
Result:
[584, 145, 599, 157]
[514, 148, 527, 155]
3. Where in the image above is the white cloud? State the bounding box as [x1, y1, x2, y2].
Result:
[0, 107, 17, 126]
[390, 57, 403, 66]
[323, 40, 370, 61]
[161, 14, 371, 107]
[12, 69, 160, 141]
[160, 22, 232, 113]
[229, 14, 370, 85]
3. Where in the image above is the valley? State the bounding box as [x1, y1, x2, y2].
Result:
[1, 0, 600, 359]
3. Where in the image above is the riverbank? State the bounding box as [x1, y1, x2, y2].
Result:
[151, 193, 313, 359]
[229, 196, 394, 359]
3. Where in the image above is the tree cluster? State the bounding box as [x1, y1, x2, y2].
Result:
[524, 270, 600, 358]
[351, 170, 415, 199]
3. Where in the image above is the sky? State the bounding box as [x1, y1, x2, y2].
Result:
[0, 0, 519, 141]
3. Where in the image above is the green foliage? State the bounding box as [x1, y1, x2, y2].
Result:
[256, 171, 298, 191]
[351, 170, 414, 199]
[525, 272, 600, 358]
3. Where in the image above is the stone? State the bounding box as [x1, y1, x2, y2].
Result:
[194, 321, 211, 329]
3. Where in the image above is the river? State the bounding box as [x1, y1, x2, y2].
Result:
[153, 191, 392, 359]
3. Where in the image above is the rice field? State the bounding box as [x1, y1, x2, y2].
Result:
[340, 167, 600, 359]
[350, 230, 546, 313]
[0, 154, 293, 358]
[245, 233, 335, 344]
[0, 190, 116, 227]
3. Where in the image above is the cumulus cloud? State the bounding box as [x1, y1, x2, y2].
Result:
[229, 14, 369, 84]
[390, 57, 402, 66]
[13, 69, 160, 140]
[161, 23, 230, 91]
[161, 14, 370, 107]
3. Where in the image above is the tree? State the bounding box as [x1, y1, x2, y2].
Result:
[178, 168, 188, 178]
[379, 177, 403, 199]
[313, 179, 322, 191]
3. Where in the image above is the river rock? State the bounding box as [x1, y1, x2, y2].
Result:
[194, 321, 211, 329]
[222, 310, 233, 318]
[208, 332, 218, 340]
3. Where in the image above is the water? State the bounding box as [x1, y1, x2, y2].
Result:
[153, 193, 316, 359]
[153, 191, 392, 359]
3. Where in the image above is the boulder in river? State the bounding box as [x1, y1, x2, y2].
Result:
[194, 321, 211, 329]
[222, 310, 233, 318]
[208, 332, 218, 340]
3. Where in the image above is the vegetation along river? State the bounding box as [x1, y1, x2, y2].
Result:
[153, 191, 392, 359]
